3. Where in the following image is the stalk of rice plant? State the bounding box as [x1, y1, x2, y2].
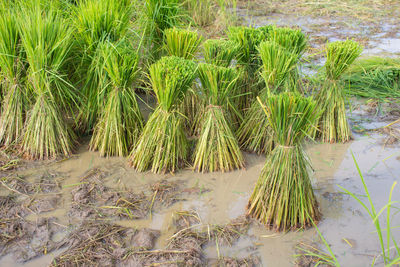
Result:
[237, 41, 299, 154]
[193, 63, 243, 172]
[203, 39, 239, 67]
[19, 2, 79, 159]
[0, 4, 28, 147]
[129, 56, 196, 174]
[89, 40, 143, 157]
[315, 40, 363, 143]
[74, 0, 134, 132]
[227, 25, 273, 111]
[164, 27, 202, 59]
[247, 93, 320, 231]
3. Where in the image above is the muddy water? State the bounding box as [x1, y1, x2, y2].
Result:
[1, 125, 399, 266]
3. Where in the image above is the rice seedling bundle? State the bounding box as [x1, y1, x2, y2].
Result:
[237, 41, 299, 154]
[227, 25, 273, 110]
[203, 39, 239, 68]
[193, 63, 243, 172]
[129, 56, 196, 174]
[315, 40, 362, 143]
[0, 5, 27, 147]
[270, 27, 307, 57]
[343, 57, 400, 100]
[19, 3, 79, 159]
[89, 40, 143, 157]
[74, 0, 134, 132]
[164, 27, 202, 59]
[247, 93, 320, 231]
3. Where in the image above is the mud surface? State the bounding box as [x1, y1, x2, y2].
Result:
[1, 6, 400, 267]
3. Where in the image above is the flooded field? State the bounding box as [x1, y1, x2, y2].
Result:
[1, 5, 400, 267]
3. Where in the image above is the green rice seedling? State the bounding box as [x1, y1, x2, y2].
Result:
[227, 25, 273, 110]
[74, 0, 134, 132]
[203, 39, 239, 68]
[237, 41, 299, 154]
[129, 56, 196, 174]
[89, 40, 143, 157]
[343, 56, 400, 100]
[315, 40, 362, 143]
[247, 93, 320, 231]
[193, 63, 243, 173]
[0, 4, 28, 147]
[164, 27, 202, 60]
[19, 2, 79, 159]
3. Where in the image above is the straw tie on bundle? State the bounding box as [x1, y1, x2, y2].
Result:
[237, 40, 299, 154]
[193, 63, 244, 173]
[315, 40, 362, 143]
[129, 56, 196, 174]
[247, 93, 321, 231]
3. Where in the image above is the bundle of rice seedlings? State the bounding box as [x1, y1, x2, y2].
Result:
[0, 5, 27, 147]
[247, 93, 320, 231]
[227, 25, 273, 110]
[343, 56, 400, 100]
[193, 63, 243, 173]
[19, 3, 79, 159]
[74, 0, 134, 132]
[164, 27, 202, 60]
[89, 40, 143, 157]
[315, 40, 363, 143]
[203, 39, 239, 67]
[237, 41, 299, 154]
[129, 56, 196, 174]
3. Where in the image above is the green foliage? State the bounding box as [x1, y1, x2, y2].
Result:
[343, 56, 400, 100]
[129, 56, 196, 173]
[203, 39, 239, 67]
[247, 93, 320, 231]
[193, 63, 243, 172]
[89, 40, 143, 157]
[164, 28, 202, 59]
[74, 0, 135, 132]
[315, 40, 362, 143]
[237, 41, 299, 154]
[269, 27, 307, 57]
[258, 41, 299, 90]
[325, 40, 363, 80]
[183, 0, 216, 27]
[0, 3, 27, 146]
[149, 56, 197, 111]
[19, 2, 79, 159]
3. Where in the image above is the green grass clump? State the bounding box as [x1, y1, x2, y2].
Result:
[19, 3, 79, 159]
[164, 27, 202, 59]
[89, 40, 143, 157]
[203, 39, 239, 67]
[183, 0, 216, 27]
[343, 56, 400, 100]
[237, 41, 299, 154]
[74, 0, 134, 132]
[315, 40, 363, 143]
[193, 63, 243, 172]
[129, 56, 197, 173]
[0, 4, 27, 147]
[247, 93, 320, 231]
